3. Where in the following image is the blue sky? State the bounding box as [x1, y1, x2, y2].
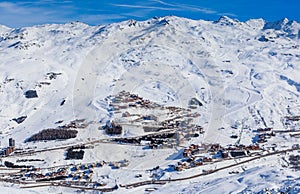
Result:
[0, 0, 299, 28]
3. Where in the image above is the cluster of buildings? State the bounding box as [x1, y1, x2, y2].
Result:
[175, 143, 262, 171]
[105, 91, 204, 148]
[25, 165, 108, 188]
[283, 115, 300, 130]
[182, 144, 209, 157]
[112, 132, 179, 149]
[26, 167, 67, 181]
[109, 159, 129, 169]
[16, 159, 128, 185]
[289, 155, 300, 170]
[255, 128, 275, 143]
[110, 91, 161, 110]
[147, 137, 178, 149]
[58, 119, 88, 129]
[174, 157, 212, 171]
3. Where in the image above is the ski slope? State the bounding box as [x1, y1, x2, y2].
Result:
[0, 16, 300, 193]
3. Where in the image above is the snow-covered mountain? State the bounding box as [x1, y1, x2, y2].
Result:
[0, 16, 300, 193]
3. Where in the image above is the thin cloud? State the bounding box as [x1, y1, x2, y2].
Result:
[151, 0, 175, 7]
[152, 0, 218, 15]
[122, 9, 154, 19]
[218, 12, 238, 17]
[0, 1, 77, 27]
[111, 3, 180, 11]
[0, 0, 238, 28]
[18, 0, 71, 5]
[111, 0, 234, 18]
[0, 1, 30, 14]
[77, 14, 128, 25]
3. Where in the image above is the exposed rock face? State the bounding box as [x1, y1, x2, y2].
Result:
[12, 116, 27, 124]
[188, 98, 203, 108]
[24, 90, 38, 98]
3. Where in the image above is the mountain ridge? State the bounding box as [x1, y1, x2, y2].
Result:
[1, 16, 300, 33]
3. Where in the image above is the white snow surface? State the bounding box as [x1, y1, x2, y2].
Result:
[0, 16, 300, 193]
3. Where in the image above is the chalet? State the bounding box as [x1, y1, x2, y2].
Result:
[143, 115, 158, 121]
[96, 161, 105, 167]
[221, 152, 229, 158]
[140, 140, 151, 146]
[208, 144, 222, 152]
[202, 157, 213, 162]
[119, 159, 129, 167]
[118, 105, 128, 109]
[257, 138, 267, 143]
[190, 160, 203, 167]
[93, 181, 107, 188]
[246, 144, 260, 150]
[174, 165, 183, 171]
[122, 112, 130, 117]
[3, 147, 14, 156]
[292, 144, 300, 149]
[9, 138, 15, 147]
[183, 144, 210, 157]
[0, 138, 16, 156]
[193, 125, 205, 134]
[160, 141, 177, 149]
[128, 103, 137, 107]
[143, 126, 162, 132]
[257, 127, 272, 132]
[149, 143, 159, 149]
[284, 116, 300, 121]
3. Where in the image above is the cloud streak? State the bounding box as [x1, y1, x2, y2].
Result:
[111, 4, 180, 11]
[0, 1, 77, 27]
[111, 0, 236, 20]
[0, 2, 31, 14]
[0, 0, 238, 28]
[152, 0, 217, 14]
[0, 0, 297, 29]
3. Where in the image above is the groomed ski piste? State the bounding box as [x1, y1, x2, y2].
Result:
[0, 16, 299, 193]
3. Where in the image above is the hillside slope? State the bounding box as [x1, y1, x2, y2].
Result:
[0, 16, 299, 193]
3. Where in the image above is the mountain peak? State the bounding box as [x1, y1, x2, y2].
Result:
[0, 24, 11, 33]
[214, 16, 239, 26]
[263, 18, 292, 30]
[263, 18, 300, 37]
[245, 18, 266, 29]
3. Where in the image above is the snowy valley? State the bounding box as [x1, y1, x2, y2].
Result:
[0, 16, 299, 193]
